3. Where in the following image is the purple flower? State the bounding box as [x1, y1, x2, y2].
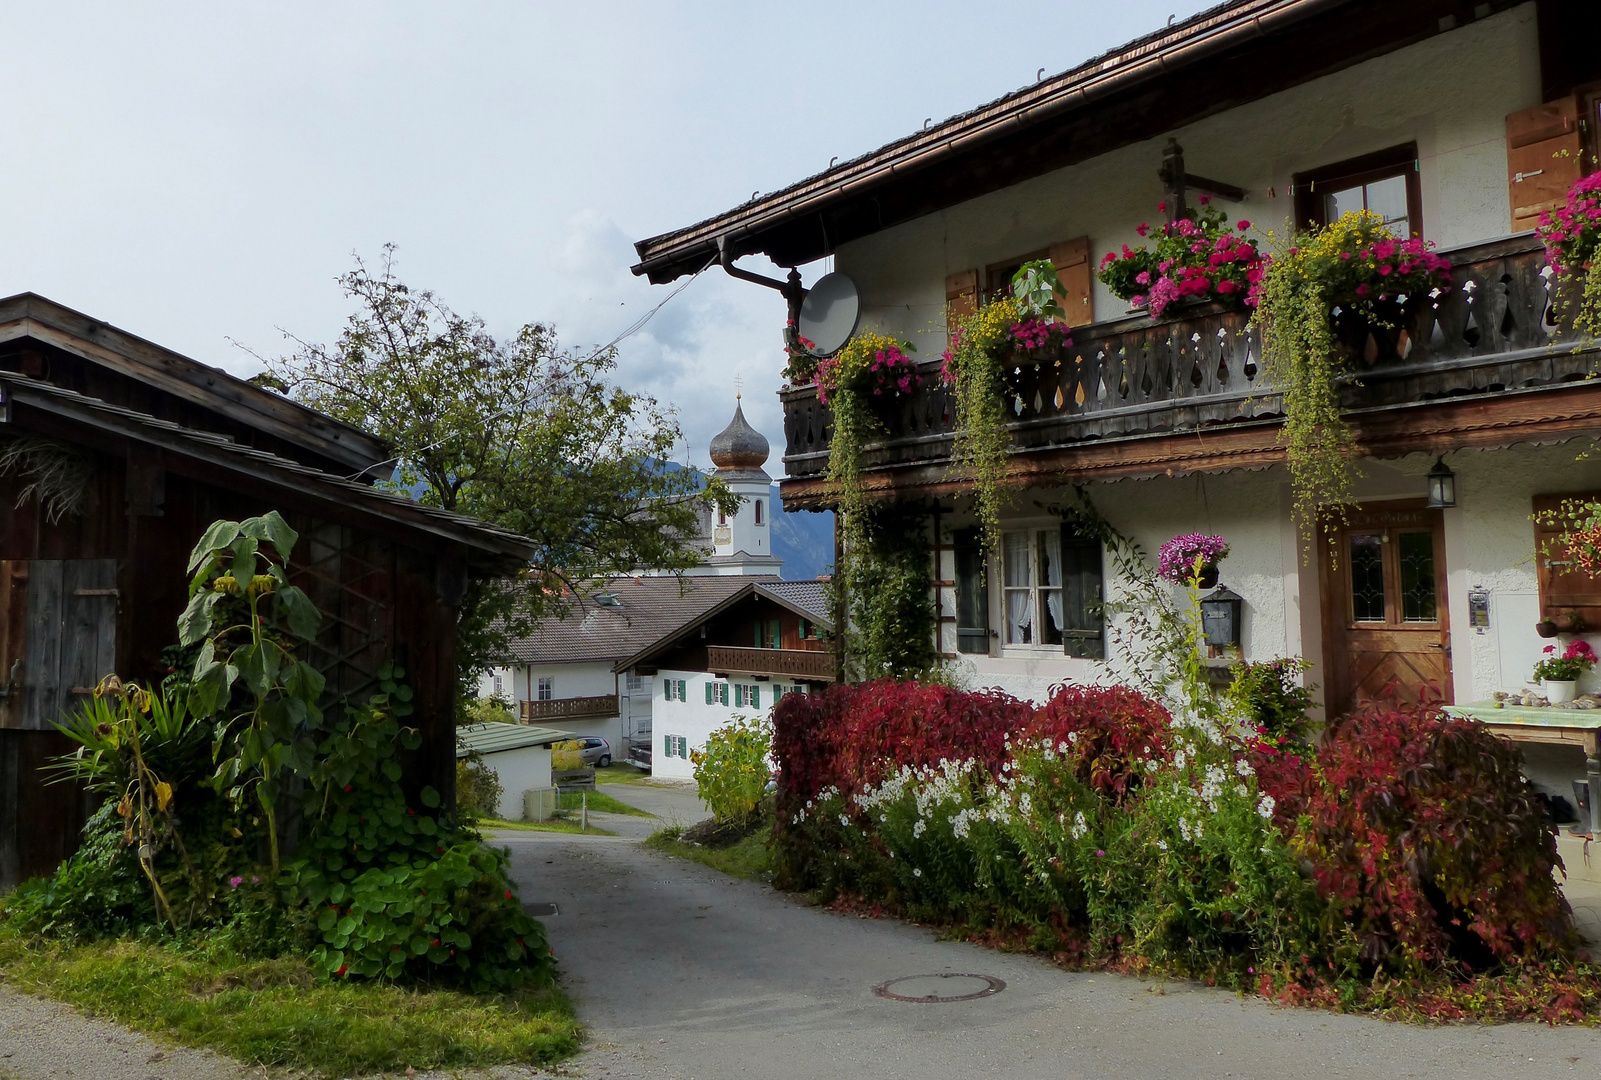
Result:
[228, 876, 244, 888]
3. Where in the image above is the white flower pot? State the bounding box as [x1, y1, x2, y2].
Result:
[1545, 679, 1578, 705]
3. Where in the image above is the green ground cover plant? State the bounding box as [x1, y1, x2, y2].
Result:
[0, 929, 579, 1075]
[645, 826, 772, 884]
[1, 511, 573, 1069]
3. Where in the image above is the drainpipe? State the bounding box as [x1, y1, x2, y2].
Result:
[718, 234, 807, 349]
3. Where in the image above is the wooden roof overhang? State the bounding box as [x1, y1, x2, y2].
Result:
[632, 0, 1534, 283]
[0, 294, 391, 478]
[0, 373, 539, 575]
[774, 376, 1601, 510]
[610, 581, 834, 674]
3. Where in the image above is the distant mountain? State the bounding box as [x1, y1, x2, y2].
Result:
[770, 485, 833, 581]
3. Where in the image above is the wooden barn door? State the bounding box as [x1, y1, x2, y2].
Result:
[1320, 503, 1451, 716]
[0, 558, 116, 890]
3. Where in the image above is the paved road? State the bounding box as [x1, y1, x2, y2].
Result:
[503, 828, 1601, 1080]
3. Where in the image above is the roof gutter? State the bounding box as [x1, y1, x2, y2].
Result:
[632, 0, 1353, 281]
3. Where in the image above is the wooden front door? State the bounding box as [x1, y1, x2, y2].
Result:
[1320, 502, 1452, 715]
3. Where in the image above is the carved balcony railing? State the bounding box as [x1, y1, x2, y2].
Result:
[706, 645, 837, 681]
[781, 234, 1590, 484]
[520, 694, 619, 722]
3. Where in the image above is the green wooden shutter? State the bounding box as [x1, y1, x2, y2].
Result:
[751, 686, 761, 709]
[663, 678, 671, 699]
[1060, 525, 1106, 660]
[720, 682, 729, 706]
[676, 679, 686, 701]
[705, 681, 714, 704]
[679, 737, 688, 759]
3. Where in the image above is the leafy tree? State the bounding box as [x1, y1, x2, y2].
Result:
[268, 247, 733, 700]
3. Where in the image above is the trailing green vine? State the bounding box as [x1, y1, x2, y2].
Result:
[1250, 212, 1452, 550]
[943, 261, 1073, 549]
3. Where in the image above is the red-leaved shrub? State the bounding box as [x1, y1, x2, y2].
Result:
[1023, 683, 1171, 804]
[772, 680, 1031, 812]
[1301, 700, 1574, 969]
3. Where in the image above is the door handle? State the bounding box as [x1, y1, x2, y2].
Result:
[1428, 643, 1452, 656]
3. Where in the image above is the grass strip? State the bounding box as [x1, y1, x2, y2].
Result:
[557, 790, 653, 817]
[644, 826, 772, 883]
[593, 764, 656, 786]
[480, 818, 617, 835]
[0, 931, 581, 1077]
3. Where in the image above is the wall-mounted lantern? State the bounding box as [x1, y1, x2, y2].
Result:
[1426, 457, 1456, 509]
[1200, 585, 1244, 648]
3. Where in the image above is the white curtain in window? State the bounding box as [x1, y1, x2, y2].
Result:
[1040, 532, 1063, 631]
[1003, 532, 1032, 642]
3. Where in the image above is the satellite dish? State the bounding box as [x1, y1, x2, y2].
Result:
[797, 273, 860, 357]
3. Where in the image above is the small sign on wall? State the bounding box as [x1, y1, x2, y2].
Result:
[1469, 587, 1491, 631]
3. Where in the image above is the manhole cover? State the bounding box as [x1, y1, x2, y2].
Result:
[873, 973, 1005, 1002]
[523, 901, 559, 917]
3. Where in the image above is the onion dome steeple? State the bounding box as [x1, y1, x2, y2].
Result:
[708, 395, 770, 473]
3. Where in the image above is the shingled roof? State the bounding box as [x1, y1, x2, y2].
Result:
[499, 576, 760, 665]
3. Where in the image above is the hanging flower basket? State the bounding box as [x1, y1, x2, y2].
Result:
[1158, 533, 1230, 586]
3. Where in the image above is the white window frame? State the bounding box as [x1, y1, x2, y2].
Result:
[1000, 526, 1065, 651]
[536, 676, 554, 701]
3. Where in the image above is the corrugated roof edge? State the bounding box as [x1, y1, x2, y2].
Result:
[0, 293, 392, 477]
[457, 722, 575, 756]
[0, 372, 540, 562]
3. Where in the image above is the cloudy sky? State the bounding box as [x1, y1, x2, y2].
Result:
[3, 1, 1208, 469]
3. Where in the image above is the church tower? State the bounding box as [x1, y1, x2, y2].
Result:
[692, 396, 783, 577]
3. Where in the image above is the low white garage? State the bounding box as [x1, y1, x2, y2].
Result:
[456, 722, 573, 821]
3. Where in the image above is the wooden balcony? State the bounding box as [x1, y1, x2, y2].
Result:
[707, 645, 837, 681]
[780, 235, 1597, 505]
[520, 694, 619, 722]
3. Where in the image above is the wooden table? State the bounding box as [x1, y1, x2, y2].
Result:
[1445, 702, 1601, 823]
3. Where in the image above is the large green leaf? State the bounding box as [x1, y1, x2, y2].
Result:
[186, 519, 240, 574]
[229, 536, 259, 584]
[241, 511, 300, 561]
[276, 585, 322, 642]
[235, 643, 271, 698]
[177, 590, 222, 647]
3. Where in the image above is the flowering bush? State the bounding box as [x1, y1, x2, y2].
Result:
[1537, 173, 1601, 336]
[1025, 683, 1170, 804]
[1533, 640, 1598, 683]
[1299, 700, 1573, 971]
[1156, 533, 1229, 583]
[772, 671, 1582, 1000]
[1097, 200, 1264, 317]
[1535, 496, 1601, 577]
[815, 332, 919, 405]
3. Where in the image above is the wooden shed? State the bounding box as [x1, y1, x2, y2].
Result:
[0, 294, 538, 891]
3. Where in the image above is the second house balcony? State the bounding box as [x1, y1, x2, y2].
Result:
[706, 645, 837, 681]
[779, 235, 1595, 506]
[521, 695, 620, 723]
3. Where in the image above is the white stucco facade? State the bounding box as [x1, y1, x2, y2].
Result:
[833, 5, 1541, 356]
[650, 669, 807, 780]
[477, 744, 553, 822]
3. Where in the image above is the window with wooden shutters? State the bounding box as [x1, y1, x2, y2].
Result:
[945, 270, 979, 349]
[1059, 526, 1105, 660]
[1506, 99, 1585, 232]
[1533, 492, 1601, 624]
[953, 528, 990, 655]
[1048, 237, 1094, 327]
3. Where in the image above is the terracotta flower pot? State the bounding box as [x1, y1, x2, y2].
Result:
[1536, 619, 1560, 638]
